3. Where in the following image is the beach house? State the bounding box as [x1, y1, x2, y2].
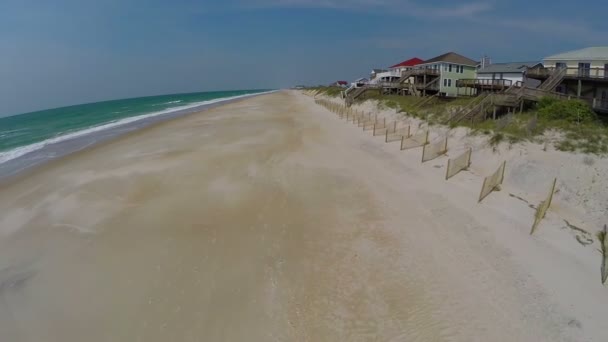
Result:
[389, 57, 424, 75]
[526, 47, 608, 112]
[372, 57, 424, 87]
[370, 69, 387, 83]
[409, 52, 478, 97]
[456, 61, 542, 95]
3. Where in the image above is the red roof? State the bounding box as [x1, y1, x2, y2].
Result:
[337, 81, 348, 85]
[389, 57, 424, 69]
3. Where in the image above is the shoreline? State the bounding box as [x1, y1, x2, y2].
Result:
[0, 90, 277, 184]
[1, 90, 606, 341]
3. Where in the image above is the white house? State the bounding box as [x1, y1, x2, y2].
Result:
[476, 61, 543, 87]
[370, 57, 425, 85]
[526, 47, 608, 112]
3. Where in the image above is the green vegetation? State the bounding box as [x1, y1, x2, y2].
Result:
[537, 97, 597, 123]
[489, 132, 505, 146]
[362, 93, 477, 124]
[363, 93, 422, 113]
[310, 86, 344, 97]
[308, 88, 608, 154]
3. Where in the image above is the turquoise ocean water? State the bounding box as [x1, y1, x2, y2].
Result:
[0, 89, 272, 177]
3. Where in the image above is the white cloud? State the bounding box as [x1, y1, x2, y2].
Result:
[240, 0, 493, 18]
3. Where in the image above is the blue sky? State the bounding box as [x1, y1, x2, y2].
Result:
[0, 0, 606, 116]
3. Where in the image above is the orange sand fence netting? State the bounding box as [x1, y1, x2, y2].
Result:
[478, 161, 506, 203]
[386, 124, 411, 143]
[445, 148, 472, 180]
[530, 178, 557, 235]
[400, 130, 429, 150]
[421, 136, 448, 163]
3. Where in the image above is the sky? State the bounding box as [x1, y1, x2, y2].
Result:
[0, 0, 606, 116]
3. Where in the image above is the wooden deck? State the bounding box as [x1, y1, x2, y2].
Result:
[456, 79, 512, 91]
[528, 67, 608, 82]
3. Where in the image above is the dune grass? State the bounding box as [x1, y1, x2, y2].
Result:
[310, 86, 344, 97]
[308, 88, 608, 154]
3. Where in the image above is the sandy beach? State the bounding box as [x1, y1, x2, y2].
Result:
[0, 90, 606, 341]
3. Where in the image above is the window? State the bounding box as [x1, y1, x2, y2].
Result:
[443, 79, 447, 86]
[448, 64, 453, 72]
[460, 65, 464, 73]
[578, 62, 591, 77]
[556, 62, 567, 69]
[448, 79, 452, 87]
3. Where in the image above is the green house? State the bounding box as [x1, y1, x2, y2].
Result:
[414, 52, 478, 97]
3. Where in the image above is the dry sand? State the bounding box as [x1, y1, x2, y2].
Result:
[0, 91, 606, 341]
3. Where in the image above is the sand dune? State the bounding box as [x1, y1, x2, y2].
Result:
[0, 91, 606, 341]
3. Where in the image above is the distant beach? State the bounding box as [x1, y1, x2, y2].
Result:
[0, 90, 274, 180]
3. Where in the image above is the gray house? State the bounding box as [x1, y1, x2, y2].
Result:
[457, 61, 542, 94]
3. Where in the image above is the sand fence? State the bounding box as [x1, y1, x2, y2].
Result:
[315, 98, 349, 118]
[357, 113, 375, 128]
[386, 124, 411, 143]
[356, 114, 367, 127]
[372, 120, 392, 136]
[400, 130, 429, 151]
[311, 94, 608, 282]
[364, 117, 384, 131]
[445, 148, 472, 180]
[530, 178, 558, 235]
[478, 161, 506, 203]
[350, 110, 362, 123]
[601, 225, 607, 284]
[421, 136, 448, 163]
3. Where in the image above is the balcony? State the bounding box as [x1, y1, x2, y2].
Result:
[410, 68, 441, 76]
[527, 67, 608, 80]
[456, 79, 513, 90]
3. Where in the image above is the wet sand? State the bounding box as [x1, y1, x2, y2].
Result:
[0, 91, 605, 341]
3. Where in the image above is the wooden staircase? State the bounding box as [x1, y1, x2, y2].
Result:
[397, 70, 415, 84]
[346, 86, 369, 106]
[407, 83, 420, 97]
[420, 77, 440, 91]
[446, 93, 493, 123]
[445, 70, 575, 124]
[413, 93, 438, 108]
[492, 83, 523, 107]
[538, 67, 567, 91]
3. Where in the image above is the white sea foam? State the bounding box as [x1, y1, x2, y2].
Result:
[0, 91, 276, 165]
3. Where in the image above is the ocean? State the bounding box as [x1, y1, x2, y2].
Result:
[0, 89, 273, 179]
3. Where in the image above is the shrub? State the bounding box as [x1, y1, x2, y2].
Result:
[537, 97, 597, 123]
[556, 139, 576, 152]
[489, 132, 504, 146]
